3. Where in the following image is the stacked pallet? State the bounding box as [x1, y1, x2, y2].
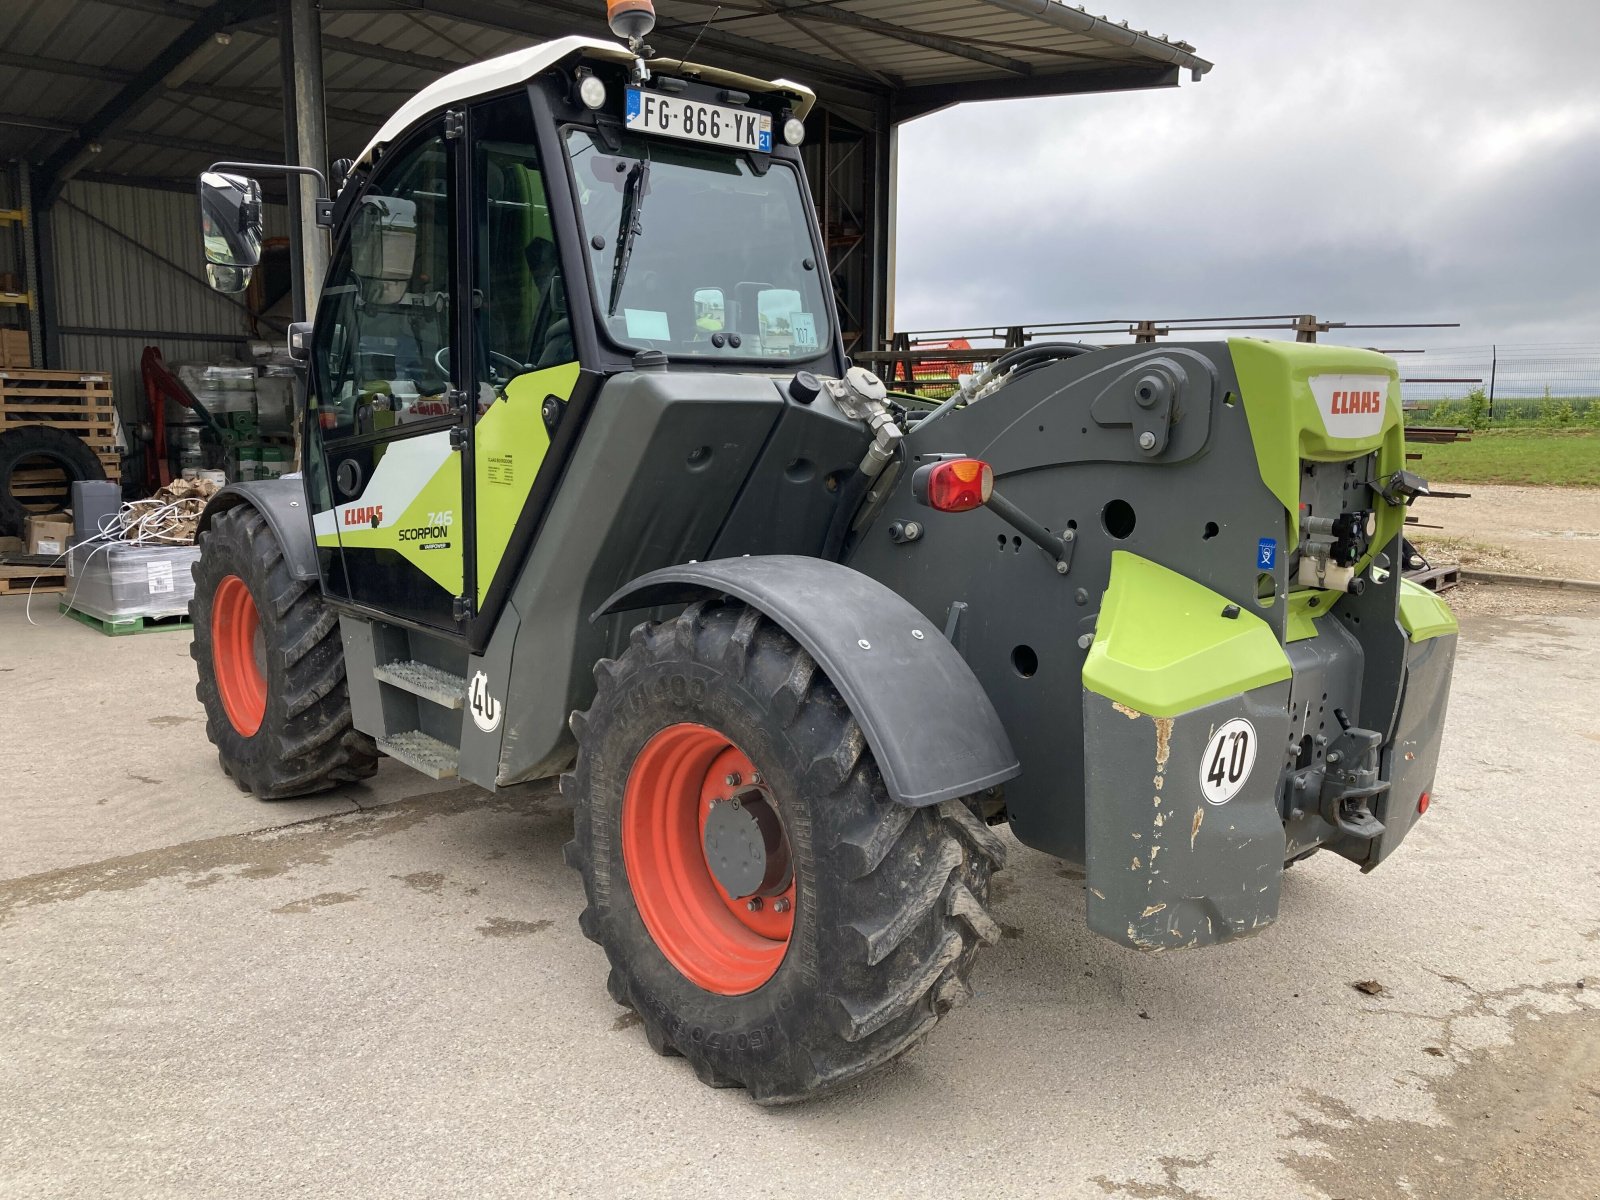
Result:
[0, 369, 119, 517]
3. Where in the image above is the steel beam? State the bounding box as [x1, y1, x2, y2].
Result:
[0, 50, 378, 128]
[279, 0, 330, 324]
[41, 0, 257, 198]
[754, 0, 1032, 76]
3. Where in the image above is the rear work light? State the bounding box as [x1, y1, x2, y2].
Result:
[913, 458, 994, 513]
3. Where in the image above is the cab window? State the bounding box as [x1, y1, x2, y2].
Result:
[474, 92, 572, 387]
[312, 128, 454, 439]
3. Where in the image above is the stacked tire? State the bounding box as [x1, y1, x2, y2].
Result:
[0, 425, 106, 537]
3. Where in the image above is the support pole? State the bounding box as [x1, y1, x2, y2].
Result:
[1487, 344, 1497, 421]
[278, 0, 328, 325]
[17, 161, 43, 367]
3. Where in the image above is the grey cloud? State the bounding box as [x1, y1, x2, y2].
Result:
[892, 0, 1600, 349]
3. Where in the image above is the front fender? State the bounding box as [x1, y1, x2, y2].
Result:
[596, 555, 1020, 807]
[197, 479, 317, 582]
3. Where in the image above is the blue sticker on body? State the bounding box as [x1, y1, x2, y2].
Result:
[1257, 538, 1277, 570]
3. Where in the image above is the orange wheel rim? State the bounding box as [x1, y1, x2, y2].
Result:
[212, 574, 267, 736]
[622, 723, 795, 995]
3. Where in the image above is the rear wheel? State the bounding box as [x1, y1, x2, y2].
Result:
[190, 504, 377, 798]
[563, 600, 1005, 1104]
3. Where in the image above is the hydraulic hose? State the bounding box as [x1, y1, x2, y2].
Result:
[821, 467, 873, 561]
[915, 341, 1102, 430]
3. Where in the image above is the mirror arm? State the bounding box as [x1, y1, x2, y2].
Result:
[207, 160, 336, 228]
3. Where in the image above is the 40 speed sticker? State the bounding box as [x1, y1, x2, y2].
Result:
[1199, 717, 1256, 805]
[468, 670, 503, 733]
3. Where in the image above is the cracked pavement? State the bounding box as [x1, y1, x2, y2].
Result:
[2, 593, 1597, 1199]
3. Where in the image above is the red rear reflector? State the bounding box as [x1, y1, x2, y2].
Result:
[1417, 791, 1430, 815]
[919, 458, 993, 513]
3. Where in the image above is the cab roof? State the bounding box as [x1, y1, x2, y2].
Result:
[356, 35, 818, 167]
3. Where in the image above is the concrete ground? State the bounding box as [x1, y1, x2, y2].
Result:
[2, 590, 1598, 1200]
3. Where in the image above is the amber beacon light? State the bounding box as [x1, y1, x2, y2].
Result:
[607, 0, 656, 41]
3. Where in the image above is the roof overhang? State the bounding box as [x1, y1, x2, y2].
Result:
[0, 0, 1209, 187]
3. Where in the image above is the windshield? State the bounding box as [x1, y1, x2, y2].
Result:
[566, 129, 831, 362]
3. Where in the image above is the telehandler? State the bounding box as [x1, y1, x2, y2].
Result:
[190, 1, 1457, 1103]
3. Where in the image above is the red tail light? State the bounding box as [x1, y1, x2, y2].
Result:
[1417, 791, 1430, 815]
[914, 458, 994, 513]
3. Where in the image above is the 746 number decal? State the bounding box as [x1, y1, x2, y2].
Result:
[1198, 717, 1256, 806]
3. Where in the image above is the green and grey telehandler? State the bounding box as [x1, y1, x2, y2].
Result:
[190, 3, 1458, 1103]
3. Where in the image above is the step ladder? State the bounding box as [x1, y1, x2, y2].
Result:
[370, 658, 467, 780]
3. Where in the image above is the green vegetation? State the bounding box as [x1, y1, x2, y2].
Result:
[1409, 386, 1600, 430]
[1407, 428, 1600, 487]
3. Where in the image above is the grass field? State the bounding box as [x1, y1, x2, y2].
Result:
[1408, 428, 1600, 487]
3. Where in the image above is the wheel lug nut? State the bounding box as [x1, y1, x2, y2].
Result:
[773, 897, 791, 913]
[724, 772, 741, 786]
[746, 897, 763, 912]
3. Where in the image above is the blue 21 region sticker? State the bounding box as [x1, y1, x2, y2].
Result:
[1257, 538, 1277, 570]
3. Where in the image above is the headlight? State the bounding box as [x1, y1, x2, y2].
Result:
[783, 117, 806, 146]
[579, 75, 608, 111]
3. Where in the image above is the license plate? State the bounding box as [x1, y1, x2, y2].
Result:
[625, 89, 772, 153]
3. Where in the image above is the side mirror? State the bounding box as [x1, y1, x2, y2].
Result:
[199, 171, 264, 287]
[205, 262, 254, 294]
[693, 287, 725, 332]
[287, 321, 313, 363]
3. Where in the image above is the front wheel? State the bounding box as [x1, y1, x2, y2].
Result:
[563, 601, 1005, 1104]
[190, 504, 378, 798]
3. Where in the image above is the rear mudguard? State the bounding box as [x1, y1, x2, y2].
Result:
[197, 480, 318, 582]
[596, 555, 1020, 807]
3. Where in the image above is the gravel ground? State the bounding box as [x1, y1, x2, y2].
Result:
[1411, 482, 1600, 582]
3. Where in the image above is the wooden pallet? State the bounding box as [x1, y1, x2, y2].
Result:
[6, 455, 121, 515]
[1406, 562, 1462, 594]
[0, 369, 116, 456]
[58, 602, 192, 636]
[0, 562, 65, 595]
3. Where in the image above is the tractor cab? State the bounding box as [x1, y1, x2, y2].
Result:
[200, 34, 844, 640]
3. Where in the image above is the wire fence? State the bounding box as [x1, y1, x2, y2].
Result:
[1398, 343, 1600, 425]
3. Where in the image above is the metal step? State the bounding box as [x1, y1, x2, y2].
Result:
[372, 659, 466, 710]
[376, 729, 460, 780]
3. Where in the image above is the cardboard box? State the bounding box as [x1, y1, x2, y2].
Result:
[0, 329, 29, 369]
[25, 513, 74, 557]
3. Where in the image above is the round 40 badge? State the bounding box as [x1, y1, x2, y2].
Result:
[1198, 717, 1256, 805]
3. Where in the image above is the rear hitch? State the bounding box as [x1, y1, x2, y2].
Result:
[1319, 708, 1389, 841]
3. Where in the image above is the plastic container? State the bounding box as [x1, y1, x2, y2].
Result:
[257, 446, 290, 479]
[255, 372, 296, 433]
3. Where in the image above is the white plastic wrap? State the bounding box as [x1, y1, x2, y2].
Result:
[66, 543, 200, 621]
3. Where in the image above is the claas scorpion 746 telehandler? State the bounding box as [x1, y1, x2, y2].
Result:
[190, 0, 1457, 1103]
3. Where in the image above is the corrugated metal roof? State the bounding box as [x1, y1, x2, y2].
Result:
[1, 0, 1207, 185]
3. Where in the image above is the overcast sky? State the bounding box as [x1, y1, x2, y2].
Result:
[893, 0, 1600, 351]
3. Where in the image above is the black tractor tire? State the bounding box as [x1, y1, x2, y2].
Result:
[189, 504, 378, 798]
[0, 424, 107, 537]
[563, 600, 1006, 1104]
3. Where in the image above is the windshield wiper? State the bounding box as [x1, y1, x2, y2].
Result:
[607, 159, 650, 317]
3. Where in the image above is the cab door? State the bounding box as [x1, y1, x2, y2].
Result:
[308, 119, 473, 633]
[463, 91, 584, 640]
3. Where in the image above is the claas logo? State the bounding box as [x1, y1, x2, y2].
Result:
[1328, 389, 1384, 415]
[343, 505, 383, 526]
